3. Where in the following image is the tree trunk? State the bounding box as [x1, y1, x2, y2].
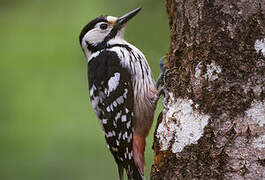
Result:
[151, 0, 265, 179]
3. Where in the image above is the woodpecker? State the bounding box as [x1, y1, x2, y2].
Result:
[79, 7, 157, 180]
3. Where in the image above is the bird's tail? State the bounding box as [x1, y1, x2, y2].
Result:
[118, 163, 144, 180]
[118, 134, 146, 180]
[118, 164, 124, 180]
[126, 163, 145, 180]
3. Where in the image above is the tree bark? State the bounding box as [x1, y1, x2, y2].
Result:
[151, 0, 265, 179]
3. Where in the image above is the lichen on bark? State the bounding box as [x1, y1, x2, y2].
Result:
[151, 0, 265, 179]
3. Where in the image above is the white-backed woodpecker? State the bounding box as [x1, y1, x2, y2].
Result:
[79, 7, 158, 180]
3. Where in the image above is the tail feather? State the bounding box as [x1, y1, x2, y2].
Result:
[118, 165, 124, 180]
[126, 163, 144, 180]
[132, 165, 144, 180]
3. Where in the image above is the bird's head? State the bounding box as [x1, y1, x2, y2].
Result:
[79, 7, 141, 56]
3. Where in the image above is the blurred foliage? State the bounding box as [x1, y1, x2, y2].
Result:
[0, 0, 169, 179]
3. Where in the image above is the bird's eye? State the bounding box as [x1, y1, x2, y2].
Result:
[100, 23, 108, 30]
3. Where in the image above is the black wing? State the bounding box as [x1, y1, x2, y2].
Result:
[87, 50, 139, 178]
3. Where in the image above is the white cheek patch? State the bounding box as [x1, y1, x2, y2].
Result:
[83, 29, 107, 45]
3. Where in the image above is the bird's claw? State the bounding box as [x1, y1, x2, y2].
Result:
[156, 56, 167, 89]
[156, 56, 169, 110]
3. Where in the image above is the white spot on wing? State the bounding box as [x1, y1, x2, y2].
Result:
[104, 88, 108, 95]
[106, 106, 111, 112]
[102, 119, 108, 124]
[116, 140, 120, 146]
[112, 147, 118, 152]
[105, 131, 115, 138]
[118, 133, 122, 140]
[126, 121, 131, 129]
[127, 133, 132, 143]
[123, 89, 128, 99]
[121, 115, 127, 122]
[128, 151, 132, 159]
[116, 96, 124, 105]
[108, 73, 120, 93]
[91, 97, 99, 109]
[113, 101, 117, 107]
[90, 85, 96, 97]
[112, 130, 116, 136]
[115, 111, 121, 120]
[122, 132, 128, 140]
[110, 104, 113, 111]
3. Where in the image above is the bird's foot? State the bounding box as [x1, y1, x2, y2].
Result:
[156, 86, 169, 110]
[155, 56, 169, 110]
[156, 56, 167, 89]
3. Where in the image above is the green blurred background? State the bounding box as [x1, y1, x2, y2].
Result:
[0, 0, 169, 179]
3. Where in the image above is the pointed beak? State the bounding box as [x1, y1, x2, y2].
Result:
[116, 7, 142, 27]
